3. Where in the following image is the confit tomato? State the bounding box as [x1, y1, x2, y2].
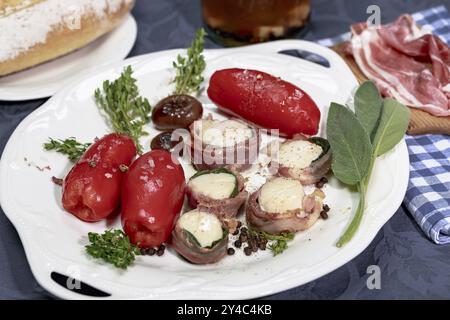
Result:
[62, 133, 136, 222]
[80, 133, 136, 167]
[207, 68, 321, 137]
[121, 150, 186, 248]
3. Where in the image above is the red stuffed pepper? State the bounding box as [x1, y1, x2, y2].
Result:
[121, 150, 186, 248]
[62, 133, 137, 222]
[207, 68, 321, 137]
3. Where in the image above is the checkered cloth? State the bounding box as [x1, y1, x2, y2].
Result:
[317, 5, 450, 245]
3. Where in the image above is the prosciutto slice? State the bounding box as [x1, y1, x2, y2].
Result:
[274, 135, 332, 185]
[350, 15, 450, 116]
[246, 186, 323, 235]
[186, 171, 248, 220]
[171, 221, 228, 265]
[188, 116, 260, 172]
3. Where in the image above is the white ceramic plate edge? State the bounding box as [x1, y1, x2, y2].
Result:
[0, 142, 409, 300]
[0, 40, 410, 299]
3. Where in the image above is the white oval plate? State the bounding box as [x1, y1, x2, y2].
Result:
[0, 14, 137, 101]
[0, 40, 409, 300]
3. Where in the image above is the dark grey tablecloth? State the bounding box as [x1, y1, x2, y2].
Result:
[1, 0, 449, 300]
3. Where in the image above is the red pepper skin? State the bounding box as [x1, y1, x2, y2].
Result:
[62, 134, 137, 222]
[207, 68, 321, 137]
[121, 150, 186, 248]
[80, 133, 136, 167]
[62, 162, 123, 222]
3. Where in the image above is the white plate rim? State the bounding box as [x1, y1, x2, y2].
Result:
[0, 14, 137, 102]
[0, 40, 410, 299]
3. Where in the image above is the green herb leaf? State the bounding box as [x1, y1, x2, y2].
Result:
[44, 137, 91, 162]
[190, 167, 234, 180]
[326, 103, 372, 186]
[354, 81, 383, 140]
[208, 229, 229, 249]
[249, 229, 295, 256]
[183, 228, 228, 249]
[330, 84, 410, 248]
[183, 229, 202, 247]
[372, 98, 410, 157]
[94, 66, 152, 153]
[336, 181, 366, 247]
[190, 167, 239, 198]
[173, 28, 207, 95]
[85, 229, 141, 269]
[308, 137, 330, 162]
[268, 240, 289, 256]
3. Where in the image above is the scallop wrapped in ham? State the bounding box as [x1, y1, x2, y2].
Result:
[246, 177, 325, 235]
[188, 116, 259, 172]
[186, 168, 248, 220]
[171, 209, 229, 264]
[273, 136, 331, 185]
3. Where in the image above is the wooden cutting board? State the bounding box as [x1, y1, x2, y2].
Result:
[331, 42, 450, 135]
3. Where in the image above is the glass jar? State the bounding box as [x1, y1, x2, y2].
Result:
[201, 0, 311, 47]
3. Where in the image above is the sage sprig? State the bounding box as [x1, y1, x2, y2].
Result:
[327, 81, 410, 247]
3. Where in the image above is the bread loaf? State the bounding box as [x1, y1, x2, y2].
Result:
[0, 0, 134, 76]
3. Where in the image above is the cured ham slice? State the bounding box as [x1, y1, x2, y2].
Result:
[272, 135, 332, 185]
[186, 169, 248, 220]
[171, 209, 228, 264]
[246, 178, 324, 235]
[350, 15, 450, 117]
[188, 116, 260, 172]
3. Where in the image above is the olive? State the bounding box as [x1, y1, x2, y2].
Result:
[152, 94, 203, 131]
[150, 132, 181, 151]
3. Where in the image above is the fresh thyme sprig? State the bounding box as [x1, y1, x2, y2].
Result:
[85, 229, 141, 269]
[249, 229, 295, 256]
[94, 66, 152, 153]
[173, 28, 207, 95]
[43, 137, 91, 162]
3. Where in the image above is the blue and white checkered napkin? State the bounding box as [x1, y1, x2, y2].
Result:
[317, 5, 450, 244]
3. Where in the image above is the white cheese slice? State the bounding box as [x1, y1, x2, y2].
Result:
[278, 140, 322, 169]
[201, 119, 253, 147]
[178, 210, 223, 248]
[259, 177, 304, 213]
[189, 172, 236, 200]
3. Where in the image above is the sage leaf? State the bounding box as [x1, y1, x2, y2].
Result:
[327, 103, 372, 186]
[354, 81, 383, 140]
[372, 98, 410, 157]
[331, 83, 409, 248]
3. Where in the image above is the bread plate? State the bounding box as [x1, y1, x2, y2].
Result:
[0, 40, 409, 299]
[0, 14, 137, 102]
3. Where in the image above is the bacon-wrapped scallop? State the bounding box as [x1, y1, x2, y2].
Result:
[171, 209, 229, 264]
[273, 136, 331, 185]
[246, 177, 325, 235]
[186, 168, 247, 220]
[189, 116, 259, 172]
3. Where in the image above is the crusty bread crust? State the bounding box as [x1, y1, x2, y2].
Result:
[0, 1, 134, 76]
